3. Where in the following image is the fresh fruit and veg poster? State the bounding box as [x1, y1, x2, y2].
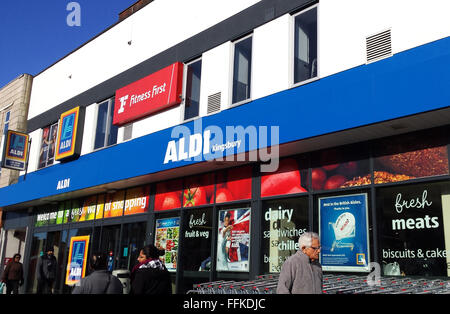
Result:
[155, 217, 180, 271]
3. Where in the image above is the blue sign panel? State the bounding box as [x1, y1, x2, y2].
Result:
[319, 193, 370, 272]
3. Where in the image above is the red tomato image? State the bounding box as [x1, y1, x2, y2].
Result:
[183, 186, 207, 207]
[226, 166, 252, 200]
[324, 175, 347, 190]
[260, 158, 304, 198]
[155, 191, 181, 211]
[215, 187, 234, 204]
[338, 161, 358, 176]
[286, 186, 307, 194]
[200, 172, 215, 201]
[311, 168, 327, 190]
[320, 149, 341, 171]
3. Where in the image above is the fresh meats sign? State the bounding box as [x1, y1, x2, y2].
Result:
[113, 62, 184, 125]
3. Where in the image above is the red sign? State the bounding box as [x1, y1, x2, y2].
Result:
[113, 62, 184, 126]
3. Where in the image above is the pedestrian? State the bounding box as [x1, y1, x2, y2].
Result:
[36, 245, 58, 294]
[277, 232, 323, 294]
[72, 252, 123, 294]
[130, 244, 172, 295]
[1, 254, 24, 294]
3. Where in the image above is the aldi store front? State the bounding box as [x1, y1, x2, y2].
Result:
[2, 123, 450, 294]
[2, 34, 450, 293]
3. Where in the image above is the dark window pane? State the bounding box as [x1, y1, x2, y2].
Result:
[294, 7, 317, 84]
[107, 99, 118, 146]
[94, 101, 109, 149]
[184, 60, 202, 120]
[232, 36, 252, 104]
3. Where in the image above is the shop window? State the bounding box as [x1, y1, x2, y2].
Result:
[261, 197, 308, 273]
[154, 179, 182, 211]
[216, 207, 251, 272]
[231, 34, 252, 105]
[377, 182, 450, 277]
[26, 232, 47, 293]
[38, 122, 58, 169]
[118, 222, 147, 271]
[183, 58, 202, 121]
[310, 144, 370, 191]
[373, 128, 449, 185]
[293, 5, 318, 85]
[183, 172, 215, 207]
[261, 157, 308, 198]
[155, 216, 180, 272]
[216, 165, 252, 203]
[94, 98, 118, 150]
[124, 185, 150, 215]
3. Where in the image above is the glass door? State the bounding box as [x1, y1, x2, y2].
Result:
[118, 222, 147, 272]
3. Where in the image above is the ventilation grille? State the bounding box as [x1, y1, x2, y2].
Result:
[123, 123, 133, 141]
[366, 29, 392, 63]
[207, 92, 221, 114]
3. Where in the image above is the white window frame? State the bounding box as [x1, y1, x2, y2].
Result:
[289, 3, 320, 88]
[93, 97, 117, 151]
[228, 33, 254, 109]
[180, 57, 202, 123]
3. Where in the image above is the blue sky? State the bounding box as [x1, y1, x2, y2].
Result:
[0, 0, 138, 88]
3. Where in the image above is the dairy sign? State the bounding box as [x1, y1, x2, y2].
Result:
[1, 130, 29, 171]
[65, 235, 90, 286]
[55, 106, 85, 161]
[113, 62, 184, 126]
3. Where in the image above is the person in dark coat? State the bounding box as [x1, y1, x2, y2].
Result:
[1, 254, 24, 294]
[36, 245, 58, 294]
[130, 244, 172, 295]
[72, 252, 123, 294]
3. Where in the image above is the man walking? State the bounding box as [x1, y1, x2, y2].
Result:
[277, 232, 323, 294]
[36, 245, 58, 294]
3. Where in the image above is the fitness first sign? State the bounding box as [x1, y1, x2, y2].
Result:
[113, 62, 184, 126]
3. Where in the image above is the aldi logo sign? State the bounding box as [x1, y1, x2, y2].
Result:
[2, 130, 29, 171]
[55, 106, 85, 161]
[113, 62, 183, 126]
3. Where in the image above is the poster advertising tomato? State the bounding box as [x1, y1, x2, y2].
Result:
[261, 158, 307, 198]
[215, 166, 252, 203]
[155, 217, 180, 272]
[103, 190, 125, 218]
[216, 208, 251, 272]
[124, 186, 150, 215]
[183, 173, 215, 207]
[154, 179, 182, 211]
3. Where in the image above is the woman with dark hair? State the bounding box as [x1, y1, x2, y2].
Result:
[130, 244, 172, 295]
[1, 253, 24, 294]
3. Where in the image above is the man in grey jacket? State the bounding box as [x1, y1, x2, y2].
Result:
[277, 232, 323, 294]
[72, 252, 123, 294]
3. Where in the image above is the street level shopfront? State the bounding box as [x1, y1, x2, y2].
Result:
[2, 124, 450, 293]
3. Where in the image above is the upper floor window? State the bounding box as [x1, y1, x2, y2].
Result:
[232, 34, 253, 105]
[3, 110, 10, 135]
[94, 98, 118, 150]
[183, 58, 202, 121]
[293, 5, 318, 85]
[38, 122, 58, 169]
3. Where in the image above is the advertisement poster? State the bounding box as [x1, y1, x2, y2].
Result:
[65, 235, 90, 286]
[260, 158, 308, 198]
[55, 106, 82, 161]
[2, 130, 29, 171]
[262, 198, 308, 273]
[79, 195, 97, 222]
[181, 208, 212, 271]
[216, 208, 251, 272]
[183, 173, 215, 207]
[319, 193, 370, 272]
[155, 217, 180, 272]
[103, 190, 125, 218]
[378, 183, 448, 276]
[124, 186, 150, 215]
[154, 179, 182, 211]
